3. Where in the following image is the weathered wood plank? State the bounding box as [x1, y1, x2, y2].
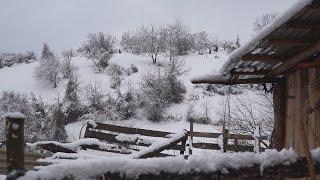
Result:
[294, 70, 301, 155]
[93, 123, 172, 138]
[286, 73, 295, 148]
[308, 68, 316, 149]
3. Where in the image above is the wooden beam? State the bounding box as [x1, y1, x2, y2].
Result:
[268, 39, 313, 47]
[285, 22, 320, 31]
[242, 54, 285, 62]
[267, 40, 320, 77]
[191, 77, 280, 85]
[297, 58, 320, 69]
[230, 69, 270, 76]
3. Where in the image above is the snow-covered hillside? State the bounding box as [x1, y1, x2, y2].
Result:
[0, 50, 268, 141]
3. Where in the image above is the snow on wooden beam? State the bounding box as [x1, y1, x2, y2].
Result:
[242, 54, 286, 62]
[191, 77, 279, 85]
[268, 39, 313, 47]
[267, 40, 320, 77]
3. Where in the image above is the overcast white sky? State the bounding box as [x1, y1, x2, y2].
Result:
[0, 0, 299, 53]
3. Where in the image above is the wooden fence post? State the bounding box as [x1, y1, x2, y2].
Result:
[223, 129, 229, 153]
[189, 121, 193, 155]
[5, 113, 25, 177]
[234, 138, 239, 152]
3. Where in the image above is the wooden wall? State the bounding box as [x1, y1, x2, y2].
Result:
[285, 68, 320, 179]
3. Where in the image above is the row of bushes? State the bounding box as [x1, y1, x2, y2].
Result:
[0, 51, 36, 68]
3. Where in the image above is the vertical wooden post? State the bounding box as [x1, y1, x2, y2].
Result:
[180, 138, 187, 155]
[258, 124, 262, 152]
[234, 138, 238, 152]
[189, 121, 193, 155]
[272, 79, 286, 150]
[223, 129, 229, 153]
[5, 113, 25, 177]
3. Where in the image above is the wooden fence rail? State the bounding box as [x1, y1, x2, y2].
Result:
[0, 149, 49, 175]
[84, 122, 267, 154]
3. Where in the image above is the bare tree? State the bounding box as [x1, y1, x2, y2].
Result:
[193, 31, 210, 55]
[41, 42, 54, 61]
[61, 49, 78, 79]
[78, 32, 116, 71]
[253, 12, 278, 33]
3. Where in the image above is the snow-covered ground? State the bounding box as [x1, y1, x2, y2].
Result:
[0, 50, 267, 149]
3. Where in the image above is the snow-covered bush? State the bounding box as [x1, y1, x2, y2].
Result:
[186, 105, 211, 125]
[85, 82, 106, 112]
[205, 84, 243, 95]
[61, 49, 78, 79]
[141, 58, 186, 122]
[62, 77, 83, 124]
[78, 32, 116, 71]
[0, 51, 36, 68]
[34, 43, 60, 88]
[127, 64, 138, 75]
[106, 64, 125, 89]
[0, 91, 67, 142]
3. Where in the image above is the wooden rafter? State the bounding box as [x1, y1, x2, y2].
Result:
[230, 69, 269, 76]
[267, 40, 320, 77]
[297, 58, 320, 69]
[268, 39, 313, 47]
[191, 77, 279, 85]
[285, 22, 320, 30]
[242, 54, 286, 62]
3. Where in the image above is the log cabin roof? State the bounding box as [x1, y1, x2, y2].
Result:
[192, 0, 320, 85]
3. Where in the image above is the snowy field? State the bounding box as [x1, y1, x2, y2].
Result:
[0, 50, 268, 155]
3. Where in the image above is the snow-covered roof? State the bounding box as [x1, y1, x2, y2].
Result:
[192, 0, 320, 85]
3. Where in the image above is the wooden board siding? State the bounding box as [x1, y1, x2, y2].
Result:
[285, 68, 320, 156]
[308, 68, 316, 150]
[286, 73, 295, 148]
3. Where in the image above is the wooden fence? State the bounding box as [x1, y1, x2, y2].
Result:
[0, 149, 48, 175]
[83, 121, 268, 155]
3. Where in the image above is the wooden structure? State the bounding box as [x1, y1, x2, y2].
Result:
[0, 149, 48, 175]
[192, 0, 320, 179]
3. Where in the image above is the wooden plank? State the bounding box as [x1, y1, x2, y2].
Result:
[272, 79, 286, 150]
[230, 69, 270, 76]
[316, 68, 320, 147]
[269, 39, 313, 47]
[286, 73, 295, 148]
[294, 70, 301, 156]
[191, 77, 280, 85]
[308, 68, 316, 149]
[94, 123, 172, 138]
[241, 54, 286, 62]
[134, 134, 187, 159]
[300, 69, 309, 157]
[84, 130, 152, 147]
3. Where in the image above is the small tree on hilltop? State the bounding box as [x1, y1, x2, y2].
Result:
[62, 76, 83, 124]
[78, 32, 116, 72]
[41, 42, 54, 60]
[35, 43, 60, 88]
[61, 49, 78, 79]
